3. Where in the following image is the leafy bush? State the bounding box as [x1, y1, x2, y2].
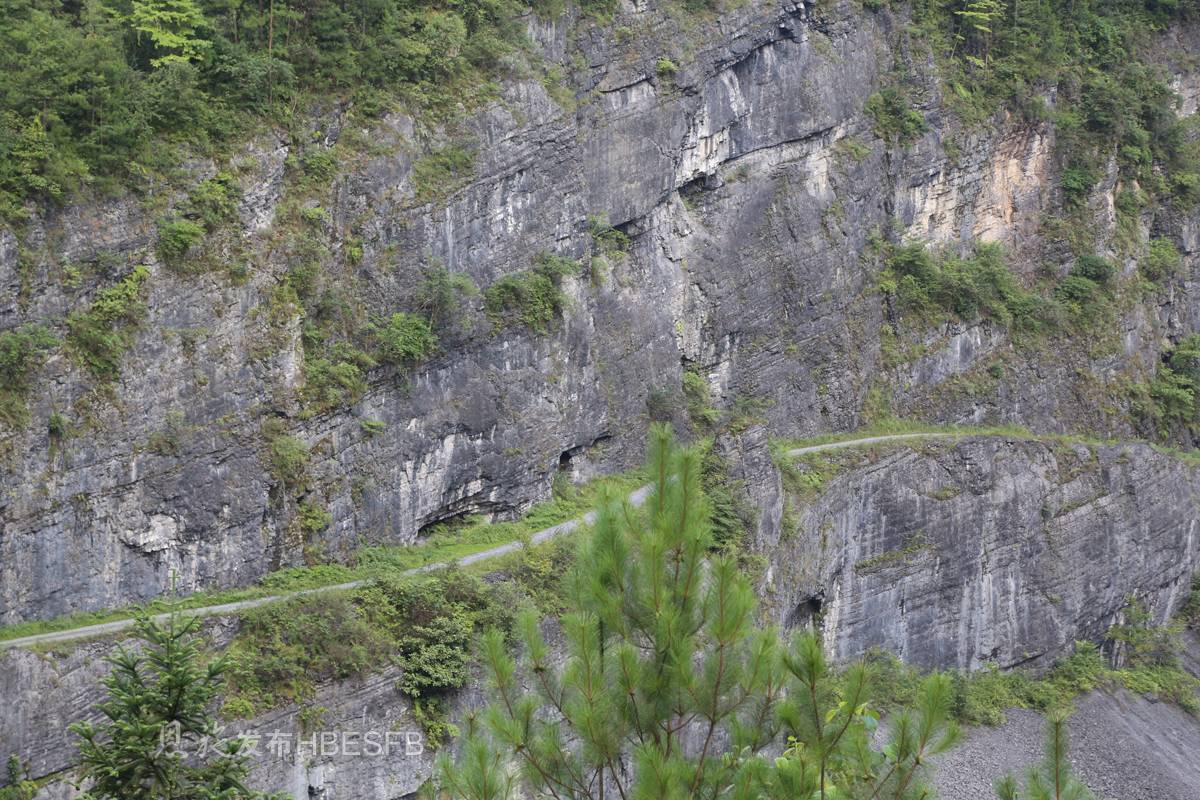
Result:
[186, 172, 239, 229]
[373, 312, 437, 366]
[1059, 165, 1099, 211]
[483, 252, 579, 333]
[266, 431, 310, 490]
[303, 356, 368, 410]
[224, 571, 513, 745]
[0, 324, 58, 426]
[1142, 238, 1183, 284]
[415, 262, 478, 331]
[297, 500, 332, 535]
[884, 242, 1058, 332]
[299, 150, 338, 184]
[587, 214, 631, 256]
[682, 368, 720, 428]
[156, 218, 205, 264]
[865, 88, 928, 145]
[1072, 254, 1116, 285]
[65, 266, 150, 380]
[1133, 334, 1200, 438]
[0, 0, 535, 213]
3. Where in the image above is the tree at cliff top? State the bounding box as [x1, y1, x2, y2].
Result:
[69, 610, 288, 800]
[438, 424, 960, 800]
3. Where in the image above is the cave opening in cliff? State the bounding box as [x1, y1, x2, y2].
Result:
[788, 594, 825, 630]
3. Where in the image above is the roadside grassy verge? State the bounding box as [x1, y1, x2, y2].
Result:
[0, 467, 645, 645]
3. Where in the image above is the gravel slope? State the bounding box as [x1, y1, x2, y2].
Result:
[933, 688, 1200, 800]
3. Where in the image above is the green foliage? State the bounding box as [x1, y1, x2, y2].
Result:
[1132, 334, 1200, 439]
[65, 266, 151, 381]
[127, 0, 211, 67]
[587, 214, 631, 256]
[682, 367, 720, 427]
[833, 135, 872, 164]
[69, 609, 286, 800]
[185, 172, 240, 230]
[301, 341, 376, 412]
[882, 242, 1059, 333]
[360, 417, 386, 437]
[224, 571, 512, 745]
[699, 440, 755, 553]
[0, 758, 36, 800]
[1141, 238, 1183, 284]
[440, 425, 959, 800]
[412, 145, 475, 203]
[911, 0, 1198, 211]
[483, 252, 578, 334]
[265, 428, 309, 490]
[654, 57, 678, 77]
[296, 500, 332, 535]
[416, 262, 478, 331]
[47, 411, 70, 439]
[145, 410, 191, 455]
[0, 324, 57, 427]
[865, 87, 928, 145]
[373, 312, 437, 366]
[994, 713, 1094, 800]
[156, 217, 205, 265]
[0, 0, 534, 214]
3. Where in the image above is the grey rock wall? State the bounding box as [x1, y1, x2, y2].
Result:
[736, 434, 1200, 670]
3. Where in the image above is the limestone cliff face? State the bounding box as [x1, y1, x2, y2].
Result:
[5, 433, 1200, 800]
[1, 0, 1195, 625]
[728, 433, 1200, 671]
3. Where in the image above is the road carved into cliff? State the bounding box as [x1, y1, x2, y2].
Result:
[0, 431, 961, 651]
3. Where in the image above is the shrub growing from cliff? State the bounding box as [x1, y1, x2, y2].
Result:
[1133, 334, 1200, 439]
[223, 571, 515, 745]
[439, 425, 961, 800]
[483, 252, 579, 334]
[911, 0, 1199, 213]
[882, 242, 1059, 333]
[416, 262, 479, 331]
[65, 265, 151, 381]
[0, 324, 58, 427]
[1141, 238, 1183, 284]
[264, 426, 310, 490]
[373, 312, 438, 366]
[865, 87, 928, 145]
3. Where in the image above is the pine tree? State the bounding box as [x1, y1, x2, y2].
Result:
[438, 424, 959, 800]
[126, 0, 210, 67]
[994, 712, 1094, 800]
[69, 610, 287, 800]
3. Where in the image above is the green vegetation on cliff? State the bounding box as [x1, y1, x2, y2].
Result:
[911, 0, 1199, 211]
[0, 0, 540, 217]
